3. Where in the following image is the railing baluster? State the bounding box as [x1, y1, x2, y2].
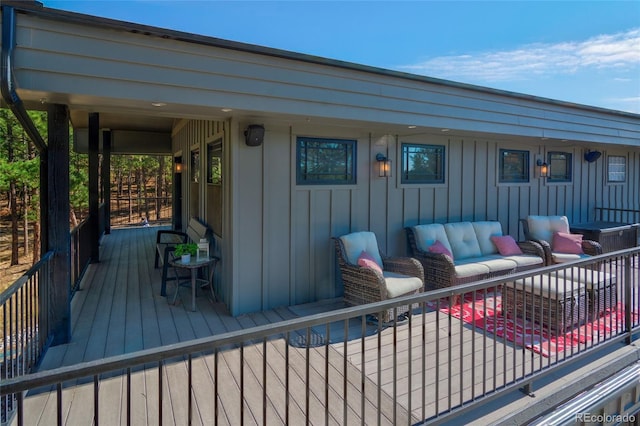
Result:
[1, 247, 639, 425]
[94, 374, 99, 426]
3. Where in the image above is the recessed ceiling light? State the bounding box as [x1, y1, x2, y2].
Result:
[408, 125, 417, 129]
[221, 108, 233, 112]
[151, 102, 166, 107]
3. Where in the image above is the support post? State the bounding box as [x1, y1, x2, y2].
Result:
[88, 113, 100, 262]
[47, 103, 71, 345]
[102, 130, 111, 234]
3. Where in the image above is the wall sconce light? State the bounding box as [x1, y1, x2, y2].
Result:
[376, 153, 392, 178]
[536, 158, 549, 178]
[174, 162, 183, 173]
[584, 150, 602, 163]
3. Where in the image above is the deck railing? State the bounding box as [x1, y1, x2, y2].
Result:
[70, 217, 91, 295]
[595, 207, 640, 225]
[1, 248, 639, 425]
[0, 251, 54, 424]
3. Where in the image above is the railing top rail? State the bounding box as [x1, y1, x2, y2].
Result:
[595, 207, 640, 213]
[3, 246, 639, 396]
[0, 251, 53, 305]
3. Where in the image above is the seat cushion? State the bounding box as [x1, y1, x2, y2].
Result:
[527, 215, 570, 242]
[444, 222, 482, 260]
[383, 272, 424, 298]
[551, 252, 590, 263]
[554, 267, 616, 290]
[339, 231, 383, 267]
[413, 224, 452, 254]
[452, 261, 490, 279]
[504, 254, 544, 269]
[473, 221, 503, 255]
[457, 255, 516, 274]
[504, 275, 586, 299]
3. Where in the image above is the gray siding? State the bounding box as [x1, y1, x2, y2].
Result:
[225, 121, 640, 315]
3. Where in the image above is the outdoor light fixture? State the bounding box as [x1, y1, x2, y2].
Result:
[376, 153, 392, 178]
[174, 162, 183, 173]
[536, 158, 549, 178]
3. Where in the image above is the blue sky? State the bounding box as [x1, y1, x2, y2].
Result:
[47, 1, 640, 113]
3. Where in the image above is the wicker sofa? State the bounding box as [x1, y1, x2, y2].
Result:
[406, 221, 545, 291]
[333, 231, 424, 323]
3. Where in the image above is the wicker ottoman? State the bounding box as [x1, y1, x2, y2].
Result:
[554, 267, 617, 321]
[502, 275, 587, 335]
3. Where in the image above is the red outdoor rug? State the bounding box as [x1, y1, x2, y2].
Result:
[428, 292, 629, 357]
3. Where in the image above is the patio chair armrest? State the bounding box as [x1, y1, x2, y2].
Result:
[517, 240, 545, 259]
[337, 262, 388, 302]
[408, 249, 457, 290]
[582, 239, 602, 256]
[383, 257, 424, 281]
[527, 238, 553, 265]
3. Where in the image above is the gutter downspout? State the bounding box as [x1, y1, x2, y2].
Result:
[1, 5, 47, 153]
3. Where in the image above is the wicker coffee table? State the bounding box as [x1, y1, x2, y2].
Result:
[502, 274, 587, 335]
[553, 267, 617, 321]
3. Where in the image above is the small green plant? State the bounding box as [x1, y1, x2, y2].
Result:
[174, 243, 198, 257]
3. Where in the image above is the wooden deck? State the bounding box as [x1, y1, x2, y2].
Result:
[16, 226, 624, 425]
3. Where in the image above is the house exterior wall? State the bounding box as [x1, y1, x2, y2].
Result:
[225, 119, 640, 316]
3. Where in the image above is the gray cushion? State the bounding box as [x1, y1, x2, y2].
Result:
[504, 254, 544, 268]
[383, 272, 423, 298]
[444, 222, 482, 260]
[504, 275, 586, 299]
[527, 215, 570, 242]
[472, 221, 503, 256]
[413, 223, 452, 254]
[453, 262, 490, 279]
[339, 231, 383, 267]
[551, 252, 590, 263]
[554, 267, 616, 290]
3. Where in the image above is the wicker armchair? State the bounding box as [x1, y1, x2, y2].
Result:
[333, 231, 424, 323]
[521, 216, 602, 266]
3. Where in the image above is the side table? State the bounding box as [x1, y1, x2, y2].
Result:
[169, 256, 219, 311]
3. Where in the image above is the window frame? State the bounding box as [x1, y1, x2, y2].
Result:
[400, 143, 446, 184]
[547, 151, 572, 183]
[296, 136, 357, 185]
[607, 155, 627, 183]
[499, 149, 530, 183]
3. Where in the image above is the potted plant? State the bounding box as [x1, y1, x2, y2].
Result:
[174, 243, 198, 264]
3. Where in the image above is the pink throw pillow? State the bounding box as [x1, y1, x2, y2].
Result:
[490, 235, 523, 256]
[552, 232, 584, 254]
[429, 240, 453, 258]
[357, 250, 383, 274]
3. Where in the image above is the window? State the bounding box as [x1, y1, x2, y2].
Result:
[499, 149, 529, 183]
[296, 137, 356, 185]
[207, 139, 222, 184]
[608, 155, 626, 182]
[547, 151, 572, 182]
[401, 143, 445, 184]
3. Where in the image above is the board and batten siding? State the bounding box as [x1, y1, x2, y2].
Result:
[223, 120, 639, 316]
[172, 119, 230, 305]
